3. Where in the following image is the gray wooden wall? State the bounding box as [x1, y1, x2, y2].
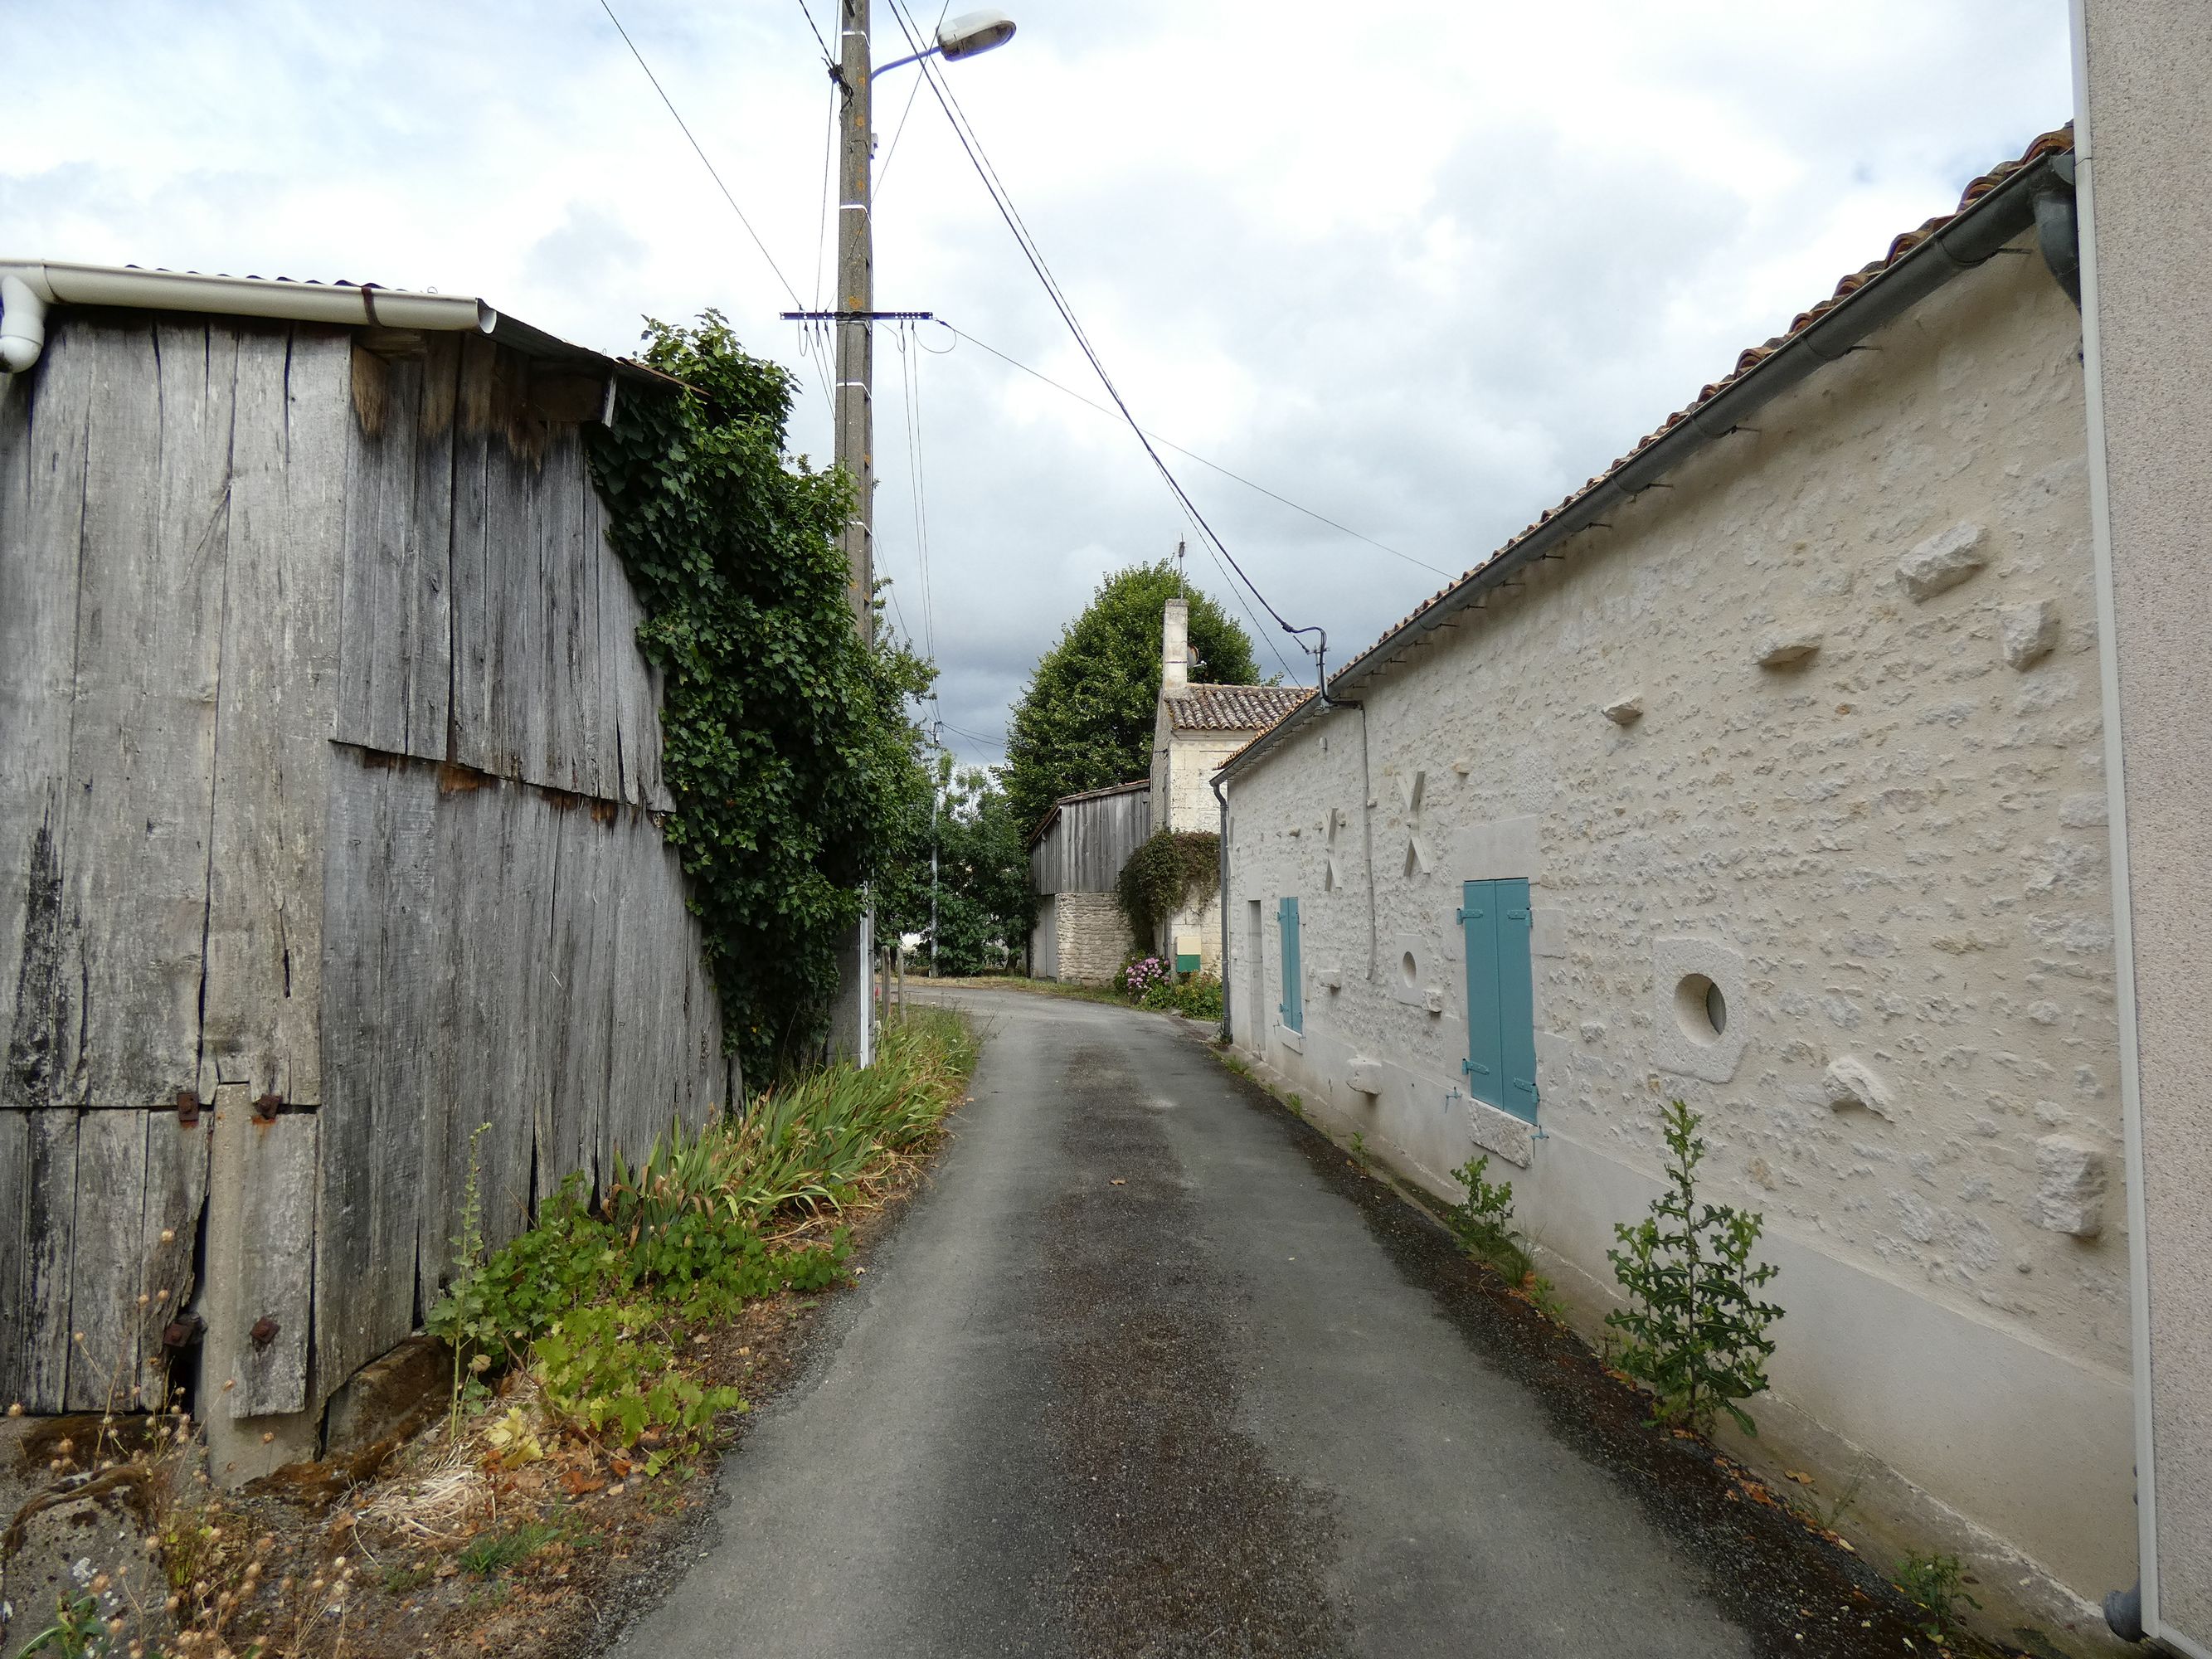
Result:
[1031, 787, 1150, 896]
[0, 314, 725, 1418]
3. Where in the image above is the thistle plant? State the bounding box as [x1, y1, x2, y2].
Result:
[1606, 1100, 1784, 1436]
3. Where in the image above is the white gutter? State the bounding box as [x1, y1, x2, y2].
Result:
[0, 260, 495, 373]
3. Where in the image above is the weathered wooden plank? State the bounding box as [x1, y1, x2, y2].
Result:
[63, 319, 236, 1106]
[65, 1110, 148, 1412]
[201, 326, 351, 1104]
[231, 1111, 317, 1417]
[545, 800, 615, 1203]
[2, 328, 93, 1109]
[447, 333, 498, 780]
[316, 749, 437, 1394]
[335, 336, 459, 763]
[23, 1110, 79, 1411]
[489, 781, 557, 1248]
[0, 1111, 27, 1406]
[540, 440, 590, 795]
[139, 1107, 210, 1413]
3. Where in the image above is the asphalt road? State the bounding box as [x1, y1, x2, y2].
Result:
[613, 988, 1760, 1658]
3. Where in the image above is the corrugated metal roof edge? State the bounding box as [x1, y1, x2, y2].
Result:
[1218, 130, 2072, 787]
[1, 258, 683, 390]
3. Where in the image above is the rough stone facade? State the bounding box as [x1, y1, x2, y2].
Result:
[1221, 234, 2135, 1614]
[1045, 891, 1135, 985]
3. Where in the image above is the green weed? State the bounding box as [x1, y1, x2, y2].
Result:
[459, 1521, 565, 1579]
[1606, 1100, 1784, 1437]
[1444, 1155, 1530, 1280]
[1895, 1550, 1981, 1643]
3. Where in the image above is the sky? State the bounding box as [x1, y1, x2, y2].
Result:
[7, 1, 2074, 776]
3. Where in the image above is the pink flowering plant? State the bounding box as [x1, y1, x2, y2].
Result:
[1123, 955, 1174, 1005]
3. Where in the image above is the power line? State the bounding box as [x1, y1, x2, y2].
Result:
[940, 324, 1452, 580]
[882, 0, 1309, 683]
[794, 0, 834, 64]
[597, 0, 805, 311]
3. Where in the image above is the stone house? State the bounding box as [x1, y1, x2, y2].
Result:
[1214, 130, 2143, 1642]
[1147, 598, 1307, 972]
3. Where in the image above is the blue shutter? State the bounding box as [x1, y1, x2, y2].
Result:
[1278, 898, 1302, 1033]
[1459, 881, 1504, 1107]
[1496, 878, 1539, 1122]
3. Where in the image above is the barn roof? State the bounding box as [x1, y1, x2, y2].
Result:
[1218, 124, 2077, 784]
[1164, 683, 1313, 732]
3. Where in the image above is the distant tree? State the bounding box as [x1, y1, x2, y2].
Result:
[880, 758, 1033, 976]
[1003, 562, 1260, 834]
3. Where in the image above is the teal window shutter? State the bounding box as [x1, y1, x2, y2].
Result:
[1459, 881, 1504, 1106]
[1461, 878, 1539, 1122]
[1496, 878, 1539, 1121]
[1278, 898, 1302, 1032]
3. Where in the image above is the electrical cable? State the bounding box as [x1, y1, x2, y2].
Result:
[599, 0, 805, 311]
[882, 0, 1308, 683]
[939, 324, 1451, 579]
[794, 0, 835, 66]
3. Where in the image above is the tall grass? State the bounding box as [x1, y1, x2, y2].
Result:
[607, 1005, 980, 1239]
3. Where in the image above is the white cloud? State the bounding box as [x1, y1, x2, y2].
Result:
[5, 0, 2073, 774]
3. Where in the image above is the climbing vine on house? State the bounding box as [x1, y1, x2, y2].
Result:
[1116, 828, 1220, 944]
[589, 312, 932, 1079]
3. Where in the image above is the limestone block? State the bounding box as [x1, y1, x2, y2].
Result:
[1423, 987, 1446, 1014]
[1464, 1095, 1534, 1168]
[1898, 520, 1989, 600]
[1755, 627, 1823, 669]
[1602, 694, 1643, 725]
[2035, 1135, 2107, 1236]
[1346, 1057, 1383, 1095]
[1652, 937, 1750, 1084]
[1315, 964, 1343, 990]
[2001, 599, 2060, 669]
[1822, 1056, 1894, 1120]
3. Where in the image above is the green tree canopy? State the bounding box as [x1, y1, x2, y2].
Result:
[879, 759, 1033, 976]
[1003, 562, 1260, 834]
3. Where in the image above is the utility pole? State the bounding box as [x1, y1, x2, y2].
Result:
[825, 0, 877, 1063]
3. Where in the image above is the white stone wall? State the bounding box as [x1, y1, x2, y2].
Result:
[1223, 237, 2136, 1603]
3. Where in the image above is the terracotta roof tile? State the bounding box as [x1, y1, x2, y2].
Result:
[1164, 683, 1314, 732]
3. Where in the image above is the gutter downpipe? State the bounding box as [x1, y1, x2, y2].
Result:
[1213, 148, 2067, 789]
[0, 260, 496, 374]
[2066, 6, 2168, 1645]
[1210, 770, 1231, 1045]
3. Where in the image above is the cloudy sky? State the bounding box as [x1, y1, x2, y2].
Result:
[9, 1, 2073, 775]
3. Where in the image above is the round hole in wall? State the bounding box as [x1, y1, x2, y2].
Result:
[1675, 973, 1728, 1044]
[1399, 951, 1418, 988]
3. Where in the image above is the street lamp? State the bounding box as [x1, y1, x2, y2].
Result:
[823, 0, 1014, 1061]
[875, 9, 1017, 75]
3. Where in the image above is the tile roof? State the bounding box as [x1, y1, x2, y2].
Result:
[1217, 124, 2074, 780]
[1164, 683, 1315, 732]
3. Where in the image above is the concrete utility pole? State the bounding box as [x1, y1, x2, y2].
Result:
[826, 0, 877, 1063]
[834, 0, 875, 631]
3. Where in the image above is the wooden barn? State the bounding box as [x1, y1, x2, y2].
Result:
[1027, 779, 1150, 984]
[0, 261, 728, 1475]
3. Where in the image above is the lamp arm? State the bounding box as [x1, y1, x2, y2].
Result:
[869, 43, 942, 76]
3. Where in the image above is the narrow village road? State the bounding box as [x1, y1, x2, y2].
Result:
[614, 988, 1760, 1658]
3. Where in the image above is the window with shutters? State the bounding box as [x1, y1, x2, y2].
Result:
[1458, 878, 1538, 1121]
[1277, 897, 1303, 1033]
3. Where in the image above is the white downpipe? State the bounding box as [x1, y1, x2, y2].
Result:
[0, 274, 46, 372]
[0, 260, 496, 372]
